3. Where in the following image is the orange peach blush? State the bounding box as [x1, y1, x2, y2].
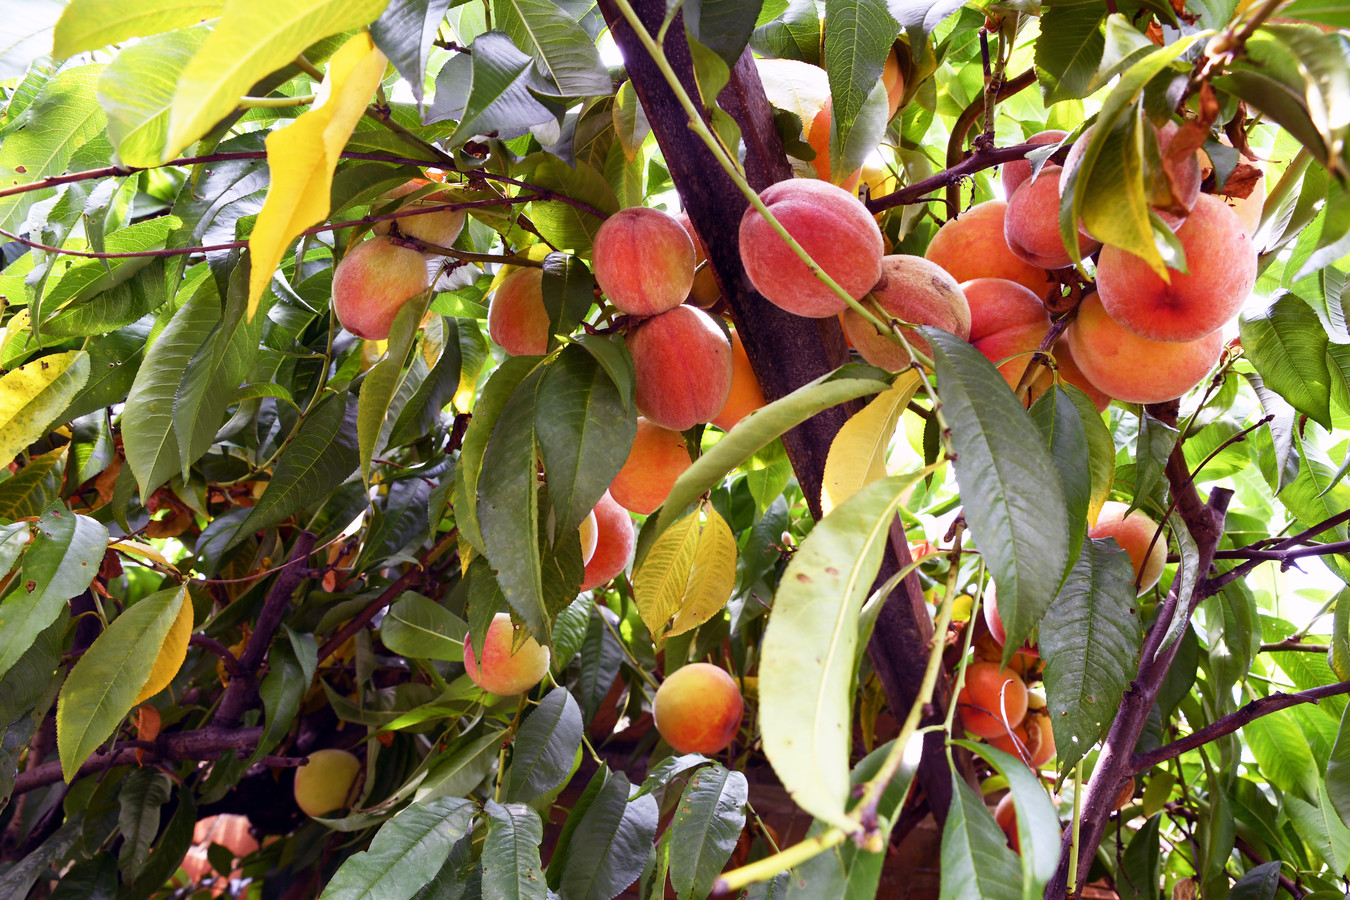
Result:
[925, 200, 1056, 299]
[963, 278, 1050, 389]
[609, 418, 692, 515]
[841, 255, 970, 369]
[712, 331, 767, 430]
[579, 491, 637, 591]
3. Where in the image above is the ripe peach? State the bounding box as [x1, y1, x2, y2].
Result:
[373, 180, 467, 250]
[963, 278, 1050, 389]
[332, 236, 430, 340]
[739, 179, 884, 318]
[841, 254, 970, 367]
[653, 662, 744, 754]
[1064, 295, 1223, 404]
[1002, 130, 1068, 198]
[989, 711, 1057, 770]
[1114, 777, 1137, 811]
[579, 509, 598, 566]
[673, 211, 721, 309]
[883, 46, 906, 120]
[806, 99, 861, 192]
[293, 748, 361, 817]
[487, 267, 549, 356]
[180, 814, 258, 892]
[1095, 193, 1256, 343]
[712, 330, 767, 430]
[1005, 166, 1101, 269]
[1064, 121, 1202, 232]
[610, 418, 691, 515]
[628, 305, 733, 431]
[994, 793, 1020, 852]
[464, 612, 551, 695]
[958, 661, 1028, 739]
[579, 491, 636, 591]
[593, 207, 695, 316]
[1042, 338, 1113, 411]
[1089, 500, 1168, 594]
[925, 201, 1055, 299]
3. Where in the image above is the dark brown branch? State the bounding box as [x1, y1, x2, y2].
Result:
[866, 140, 1060, 215]
[190, 634, 242, 678]
[1235, 836, 1305, 899]
[1260, 640, 1331, 653]
[1205, 508, 1350, 594]
[1206, 541, 1350, 594]
[1131, 682, 1350, 773]
[943, 68, 1038, 217]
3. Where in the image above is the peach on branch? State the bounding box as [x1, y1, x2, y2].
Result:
[1002, 129, 1068, 198]
[1065, 295, 1224, 404]
[592, 207, 695, 316]
[373, 179, 467, 250]
[712, 330, 767, 431]
[579, 491, 636, 591]
[806, 99, 861, 192]
[924, 200, 1056, 299]
[883, 45, 906, 120]
[1004, 166, 1101, 269]
[841, 254, 970, 368]
[1090, 500, 1168, 594]
[653, 662, 744, 754]
[293, 748, 362, 818]
[331, 236, 431, 341]
[1095, 193, 1257, 343]
[673, 210, 721, 309]
[739, 179, 884, 318]
[995, 793, 1021, 852]
[628, 305, 733, 432]
[988, 714, 1055, 770]
[963, 277, 1051, 389]
[579, 509, 598, 566]
[958, 661, 1029, 739]
[609, 417, 692, 515]
[464, 612, 551, 695]
[487, 266, 549, 356]
[1064, 121, 1202, 232]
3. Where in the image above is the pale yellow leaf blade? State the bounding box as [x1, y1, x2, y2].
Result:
[246, 32, 387, 319]
[665, 506, 737, 638]
[135, 586, 194, 703]
[0, 351, 90, 468]
[632, 510, 701, 638]
[821, 371, 920, 515]
[110, 539, 180, 574]
[53, 0, 223, 59]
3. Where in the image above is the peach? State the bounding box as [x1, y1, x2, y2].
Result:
[628, 305, 733, 431]
[958, 661, 1028, 739]
[712, 330, 767, 430]
[610, 418, 691, 515]
[990, 714, 1055, 769]
[1065, 294, 1223, 404]
[925, 201, 1055, 299]
[579, 509, 598, 566]
[995, 793, 1020, 852]
[1042, 338, 1113, 411]
[487, 267, 549, 356]
[842, 254, 970, 367]
[373, 180, 467, 250]
[806, 99, 861, 192]
[331, 236, 431, 340]
[1002, 130, 1068, 198]
[963, 278, 1050, 389]
[673, 211, 721, 309]
[593, 207, 695, 316]
[293, 748, 361, 817]
[653, 662, 744, 754]
[739, 179, 884, 318]
[1064, 121, 1202, 232]
[579, 491, 636, 591]
[180, 814, 258, 892]
[1089, 500, 1168, 594]
[464, 612, 551, 695]
[1095, 193, 1256, 342]
[1005, 166, 1102, 269]
[883, 46, 906, 120]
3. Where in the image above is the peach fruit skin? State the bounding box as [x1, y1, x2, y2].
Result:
[739, 179, 884, 318]
[807, 99, 861, 192]
[653, 662, 744, 754]
[487, 267, 549, 356]
[610, 417, 691, 515]
[580, 491, 636, 591]
[592, 207, 695, 317]
[1004, 166, 1101, 269]
[712, 330, 767, 430]
[958, 661, 1028, 739]
[1090, 500, 1168, 594]
[925, 200, 1055, 299]
[1095, 193, 1257, 343]
[579, 509, 598, 567]
[464, 612, 551, 695]
[293, 748, 361, 817]
[963, 277, 1049, 389]
[1001, 129, 1068, 199]
[1065, 295, 1223, 404]
[628, 305, 733, 432]
[842, 255, 970, 368]
[331, 236, 430, 341]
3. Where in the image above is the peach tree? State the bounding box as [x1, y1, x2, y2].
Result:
[0, 0, 1347, 897]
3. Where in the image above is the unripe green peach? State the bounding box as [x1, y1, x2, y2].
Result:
[1002, 130, 1068, 199]
[1090, 500, 1168, 594]
[332, 236, 431, 340]
[293, 748, 362, 818]
[1064, 295, 1223, 404]
[610, 418, 691, 515]
[1004, 166, 1101, 269]
[487, 267, 549, 356]
[841, 254, 970, 368]
[464, 612, 551, 695]
[711, 330, 766, 431]
[963, 277, 1050, 389]
[739, 179, 884, 318]
[653, 662, 744, 754]
[579, 491, 636, 591]
[628, 305, 733, 432]
[925, 201, 1055, 299]
[593, 207, 696, 316]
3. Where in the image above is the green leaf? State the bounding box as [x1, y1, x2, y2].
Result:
[822, 0, 895, 180]
[117, 768, 171, 880]
[481, 800, 547, 900]
[0, 450, 64, 520]
[1240, 291, 1333, 428]
[415, 728, 507, 803]
[231, 391, 361, 546]
[612, 81, 650, 161]
[1039, 538, 1142, 773]
[97, 24, 210, 168]
[669, 764, 748, 900]
[431, 32, 556, 146]
[247, 630, 316, 765]
[56, 585, 187, 780]
[557, 770, 659, 900]
[939, 775, 1022, 900]
[1297, 179, 1350, 280]
[38, 216, 177, 335]
[0, 511, 105, 680]
[0, 350, 89, 468]
[505, 687, 582, 804]
[522, 155, 617, 252]
[0, 614, 65, 811]
[958, 743, 1060, 900]
[359, 294, 432, 483]
[751, 0, 822, 65]
[1282, 0, 1350, 28]
[494, 0, 610, 97]
[1117, 816, 1162, 900]
[1246, 707, 1321, 802]
[456, 356, 540, 554]
[1029, 385, 1090, 585]
[371, 0, 454, 107]
[1326, 701, 1350, 830]
[1230, 862, 1282, 900]
[540, 253, 597, 353]
[52, 0, 223, 58]
[685, 0, 762, 67]
[1285, 782, 1350, 872]
[165, 0, 392, 160]
[1034, 2, 1106, 104]
[320, 798, 476, 900]
[760, 474, 917, 831]
[380, 592, 467, 662]
[926, 329, 1069, 655]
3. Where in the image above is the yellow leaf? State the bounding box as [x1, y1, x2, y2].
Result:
[821, 371, 920, 515]
[246, 32, 387, 320]
[135, 586, 194, 704]
[109, 539, 180, 574]
[633, 502, 737, 643]
[0, 351, 91, 468]
[665, 506, 737, 638]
